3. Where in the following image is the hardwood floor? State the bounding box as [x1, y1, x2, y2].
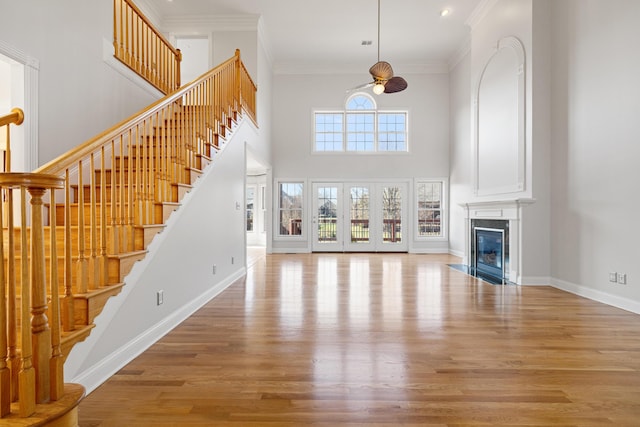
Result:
[78, 253, 640, 426]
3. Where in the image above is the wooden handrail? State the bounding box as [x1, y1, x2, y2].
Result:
[113, 0, 182, 94]
[1, 108, 24, 173]
[2, 51, 255, 421]
[0, 108, 24, 128]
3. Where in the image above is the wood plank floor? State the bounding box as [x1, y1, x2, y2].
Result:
[78, 253, 640, 426]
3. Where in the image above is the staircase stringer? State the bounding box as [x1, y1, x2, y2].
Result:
[63, 116, 255, 393]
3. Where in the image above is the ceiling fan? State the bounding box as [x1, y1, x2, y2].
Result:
[352, 0, 408, 95]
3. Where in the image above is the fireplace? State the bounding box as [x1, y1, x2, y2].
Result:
[474, 227, 505, 279]
[460, 199, 534, 285]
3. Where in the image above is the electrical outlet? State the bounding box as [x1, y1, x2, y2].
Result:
[609, 272, 618, 283]
[231, 256, 234, 264]
[157, 290, 164, 305]
[618, 273, 627, 285]
[212, 264, 217, 274]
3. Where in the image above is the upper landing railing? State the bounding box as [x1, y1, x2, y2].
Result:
[114, 0, 182, 94]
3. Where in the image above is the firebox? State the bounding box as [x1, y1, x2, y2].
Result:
[475, 227, 504, 279]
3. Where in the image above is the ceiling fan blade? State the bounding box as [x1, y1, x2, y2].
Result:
[347, 81, 374, 92]
[369, 61, 394, 80]
[384, 76, 408, 93]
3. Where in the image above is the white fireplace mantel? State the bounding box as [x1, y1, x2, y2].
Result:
[460, 198, 535, 284]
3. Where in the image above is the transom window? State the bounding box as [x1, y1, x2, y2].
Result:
[315, 94, 407, 153]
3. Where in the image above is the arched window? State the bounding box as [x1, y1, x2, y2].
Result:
[314, 92, 407, 152]
[346, 94, 375, 110]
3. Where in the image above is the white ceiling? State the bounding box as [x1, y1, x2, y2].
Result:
[142, 0, 482, 73]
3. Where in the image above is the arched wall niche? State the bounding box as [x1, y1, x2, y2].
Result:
[473, 36, 526, 197]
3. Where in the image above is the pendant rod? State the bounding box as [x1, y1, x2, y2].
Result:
[377, 0, 381, 62]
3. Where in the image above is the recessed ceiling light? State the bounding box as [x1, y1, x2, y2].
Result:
[440, 9, 450, 17]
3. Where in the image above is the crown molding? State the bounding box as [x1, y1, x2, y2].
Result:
[448, 36, 471, 71]
[163, 14, 261, 32]
[465, 0, 500, 30]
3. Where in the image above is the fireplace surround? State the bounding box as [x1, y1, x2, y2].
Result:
[460, 199, 534, 285]
[474, 222, 508, 280]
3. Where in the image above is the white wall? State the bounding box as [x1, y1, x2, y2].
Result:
[448, 50, 472, 258]
[0, 0, 161, 165]
[452, 0, 553, 281]
[176, 37, 211, 84]
[271, 72, 450, 252]
[468, 0, 533, 201]
[522, 0, 552, 282]
[66, 121, 255, 391]
[450, 0, 640, 310]
[549, 0, 640, 311]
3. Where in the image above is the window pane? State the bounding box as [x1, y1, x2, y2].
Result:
[279, 182, 304, 236]
[417, 182, 442, 237]
[317, 186, 338, 242]
[346, 112, 375, 151]
[378, 113, 407, 152]
[246, 187, 255, 232]
[315, 113, 343, 151]
[382, 186, 402, 243]
[347, 95, 375, 110]
[350, 187, 370, 243]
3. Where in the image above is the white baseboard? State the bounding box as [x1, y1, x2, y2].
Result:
[269, 248, 310, 254]
[551, 277, 640, 314]
[520, 276, 552, 286]
[71, 268, 245, 394]
[448, 249, 464, 258]
[409, 248, 450, 254]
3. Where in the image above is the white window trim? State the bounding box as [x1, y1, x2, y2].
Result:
[414, 178, 448, 241]
[274, 179, 307, 241]
[246, 184, 257, 234]
[312, 92, 409, 153]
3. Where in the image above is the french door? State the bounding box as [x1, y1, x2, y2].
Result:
[312, 182, 408, 252]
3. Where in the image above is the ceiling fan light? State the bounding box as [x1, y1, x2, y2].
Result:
[373, 83, 385, 95]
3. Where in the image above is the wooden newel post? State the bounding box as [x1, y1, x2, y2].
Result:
[28, 186, 51, 404]
[0, 173, 65, 417]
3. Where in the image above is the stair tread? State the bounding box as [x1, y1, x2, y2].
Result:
[74, 282, 125, 298]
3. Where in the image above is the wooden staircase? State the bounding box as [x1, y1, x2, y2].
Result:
[0, 50, 256, 424]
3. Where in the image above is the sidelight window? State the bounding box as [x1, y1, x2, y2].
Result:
[416, 180, 445, 238]
[277, 181, 304, 237]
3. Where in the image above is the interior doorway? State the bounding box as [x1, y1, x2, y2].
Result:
[175, 37, 210, 85]
[0, 52, 26, 172]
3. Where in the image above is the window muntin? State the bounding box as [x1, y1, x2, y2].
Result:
[382, 186, 403, 243]
[349, 187, 370, 243]
[346, 112, 375, 151]
[378, 113, 407, 151]
[314, 93, 407, 153]
[315, 113, 343, 152]
[278, 182, 304, 236]
[347, 95, 375, 110]
[416, 181, 443, 237]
